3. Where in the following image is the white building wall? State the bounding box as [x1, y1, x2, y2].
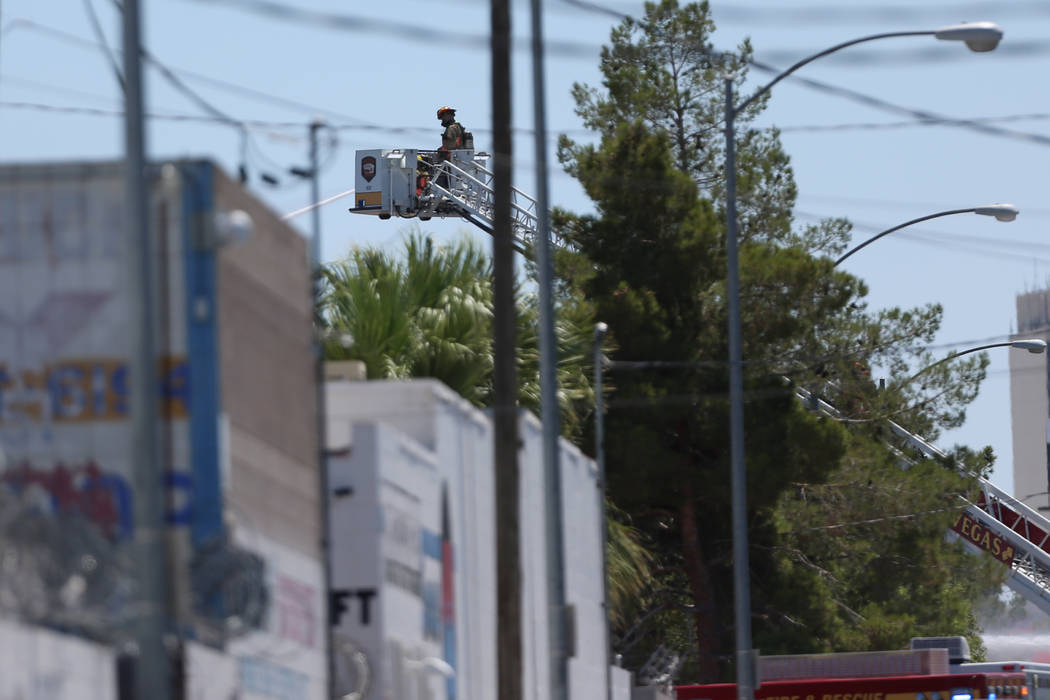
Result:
[0, 617, 115, 699]
[325, 378, 619, 700]
[1011, 290, 1050, 510]
[329, 421, 445, 700]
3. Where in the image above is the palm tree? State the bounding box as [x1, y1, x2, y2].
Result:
[321, 231, 598, 437]
[321, 230, 652, 625]
[322, 232, 493, 404]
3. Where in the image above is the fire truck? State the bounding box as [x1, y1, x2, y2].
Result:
[676, 672, 1028, 700]
[677, 644, 1028, 700]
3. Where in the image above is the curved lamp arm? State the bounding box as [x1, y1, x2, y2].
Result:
[833, 204, 1018, 267]
[734, 31, 932, 115]
[904, 339, 1046, 385]
[733, 22, 1003, 115]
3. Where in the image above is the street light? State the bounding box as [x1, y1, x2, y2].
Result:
[835, 204, 1018, 266]
[904, 339, 1046, 384]
[722, 21, 1003, 700]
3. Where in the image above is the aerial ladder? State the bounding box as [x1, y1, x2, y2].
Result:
[351, 148, 1050, 616]
[796, 383, 1050, 615]
[348, 148, 548, 252]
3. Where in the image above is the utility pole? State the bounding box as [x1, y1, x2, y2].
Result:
[293, 119, 335, 699]
[528, 1, 569, 699]
[122, 0, 171, 697]
[309, 119, 337, 700]
[594, 322, 612, 700]
[491, 0, 522, 698]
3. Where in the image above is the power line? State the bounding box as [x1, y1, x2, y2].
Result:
[175, 0, 602, 58]
[82, 0, 125, 91]
[0, 99, 301, 127]
[755, 40, 1050, 66]
[797, 192, 1050, 217]
[712, 2, 1050, 25]
[750, 60, 1050, 149]
[0, 95, 594, 137]
[9, 16, 1041, 148]
[778, 113, 1050, 134]
[171, 0, 1050, 68]
[793, 210, 1050, 266]
[795, 210, 1050, 252]
[558, 0, 627, 21]
[789, 503, 969, 533]
[1, 19, 379, 126]
[1, 73, 128, 106]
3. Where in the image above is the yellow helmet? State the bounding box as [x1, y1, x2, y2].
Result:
[437, 106, 456, 119]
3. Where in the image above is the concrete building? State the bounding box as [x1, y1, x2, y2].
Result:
[1010, 289, 1050, 511]
[0, 160, 326, 698]
[325, 377, 632, 700]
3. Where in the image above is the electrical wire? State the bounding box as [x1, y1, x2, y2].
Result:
[750, 59, 1050, 149]
[0, 73, 129, 106]
[0, 99, 301, 126]
[755, 40, 1050, 67]
[174, 0, 1050, 67]
[712, 1, 1050, 26]
[1, 18, 378, 126]
[82, 0, 125, 91]
[175, 0, 602, 58]
[797, 192, 1050, 218]
[779, 113, 1050, 134]
[787, 503, 970, 533]
[11, 92, 1050, 150]
[792, 210, 1050, 261]
[10, 15, 1045, 149]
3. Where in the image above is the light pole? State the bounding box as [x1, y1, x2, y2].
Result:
[122, 0, 171, 696]
[530, 2, 569, 699]
[722, 21, 1003, 700]
[835, 204, 1018, 266]
[594, 322, 612, 700]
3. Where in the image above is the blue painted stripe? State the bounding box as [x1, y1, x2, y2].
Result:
[422, 528, 443, 560]
[182, 161, 223, 549]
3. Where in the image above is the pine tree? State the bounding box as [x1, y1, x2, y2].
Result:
[557, 0, 1001, 679]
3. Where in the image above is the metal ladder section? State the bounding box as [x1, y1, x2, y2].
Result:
[425, 157, 540, 250]
[794, 385, 1050, 615]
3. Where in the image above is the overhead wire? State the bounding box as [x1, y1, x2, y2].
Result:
[175, 0, 602, 58]
[82, 0, 125, 91]
[8, 16, 1048, 149]
[797, 192, 1050, 217]
[123, 1, 329, 186]
[0, 18, 378, 125]
[778, 112, 1050, 134]
[792, 210, 1050, 263]
[174, 0, 1050, 65]
[711, 2, 1050, 25]
[755, 40, 1050, 66]
[550, 0, 1050, 148]
[750, 59, 1050, 149]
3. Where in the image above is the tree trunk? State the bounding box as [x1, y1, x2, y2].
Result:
[680, 485, 721, 681]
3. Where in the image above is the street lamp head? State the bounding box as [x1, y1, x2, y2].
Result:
[1011, 339, 1047, 354]
[595, 321, 609, 341]
[934, 21, 1004, 52]
[974, 203, 1019, 222]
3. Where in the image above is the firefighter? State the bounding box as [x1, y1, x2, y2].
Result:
[437, 106, 465, 151]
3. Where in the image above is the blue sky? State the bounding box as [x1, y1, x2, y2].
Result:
[2, 0, 1049, 495]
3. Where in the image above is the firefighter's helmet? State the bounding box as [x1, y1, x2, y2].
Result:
[437, 106, 456, 119]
